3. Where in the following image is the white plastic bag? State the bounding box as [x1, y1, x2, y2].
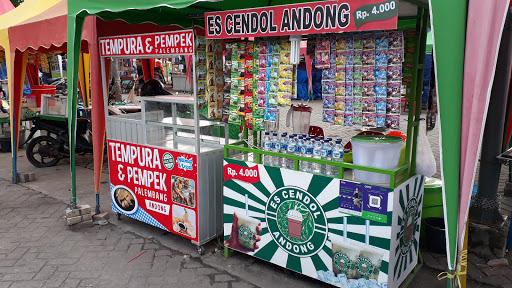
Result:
[416, 120, 437, 177]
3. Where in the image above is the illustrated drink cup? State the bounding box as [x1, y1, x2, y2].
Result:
[236, 214, 260, 250]
[355, 246, 383, 280]
[332, 239, 360, 279]
[287, 209, 303, 239]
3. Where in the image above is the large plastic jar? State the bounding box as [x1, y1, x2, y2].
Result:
[352, 135, 403, 186]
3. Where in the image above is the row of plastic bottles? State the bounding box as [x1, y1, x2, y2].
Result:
[261, 131, 344, 177]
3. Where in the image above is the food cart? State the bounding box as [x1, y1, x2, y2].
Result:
[206, 1, 427, 287]
[100, 29, 228, 252]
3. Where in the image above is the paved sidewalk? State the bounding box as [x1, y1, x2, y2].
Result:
[0, 179, 266, 288]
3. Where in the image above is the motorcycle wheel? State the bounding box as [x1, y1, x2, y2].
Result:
[26, 135, 62, 168]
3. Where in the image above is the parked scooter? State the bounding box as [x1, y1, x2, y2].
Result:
[24, 112, 93, 168]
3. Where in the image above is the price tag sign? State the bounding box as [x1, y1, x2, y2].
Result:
[224, 163, 260, 183]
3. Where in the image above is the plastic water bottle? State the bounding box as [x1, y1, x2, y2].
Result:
[287, 135, 297, 169]
[332, 139, 344, 177]
[280, 133, 288, 168]
[302, 137, 313, 173]
[312, 138, 323, 174]
[263, 132, 272, 166]
[271, 132, 280, 167]
[297, 135, 305, 155]
[322, 139, 333, 176]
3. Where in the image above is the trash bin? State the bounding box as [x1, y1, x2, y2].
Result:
[424, 217, 446, 254]
[422, 177, 443, 219]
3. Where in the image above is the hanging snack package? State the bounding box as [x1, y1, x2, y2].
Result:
[362, 50, 375, 66]
[315, 51, 330, 69]
[353, 82, 363, 97]
[337, 36, 353, 51]
[387, 97, 401, 114]
[336, 51, 347, 66]
[316, 37, 331, 51]
[278, 79, 293, 93]
[375, 66, 387, 82]
[345, 51, 355, 66]
[362, 33, 376, 50]
[363, 81, 376, 97]
[280, 64, 293, 79]
[280, 51, 291, 65]
[264, 107, 279, 122]
[387, 82, 402, 97]
[353, 66, 363, 82]
[376, 98, 387, 114]
[346, 67, 354, 82]
[375, 82, 387, 98]
[277, 92, 291, 106]
[387, 65, 403, 82]
[387, 114, 401, 129]
[336, 81, 346, 96]
[336, 68, 346, 82]
[268, 92, 278, 107]
[353, 50, 363, 66]
[353, 112, 363, 126]
[389, 31, 404, 49]
[322, 80, 336, 95]
[388, 49, 403, 66]
[363, 97, 376, 113]
[346, 82, 354, 97]
[258, 41, 269, 54]
[334, 111, 345, 125]
[376, 114, 386, 128]
[362, 66, 375, 82]
[345, 113, 354, 126]
[375, 32, 389, 50]
[323, 109, 335, 123]
[323, 95, 335, 108]
[363, 112, 377, 127]
[345, 97, 354, 113]
[375, 50, 388, 67]
[353, 35, 363, 50]
[322, 67, 336, 80]
[254, 117, 265, 131]
[353, 98, 363, 113]
[335, 96, 345, 110]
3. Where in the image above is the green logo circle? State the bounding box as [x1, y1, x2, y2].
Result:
[238, 224, 255, 249]
[400, 198, 418, 256]
[333, 252, 352, 274]
[356, 256, 376, 279]
[266, 186, 328, 257]
[162, 153, 174, 170]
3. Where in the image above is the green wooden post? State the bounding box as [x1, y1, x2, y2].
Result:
[67, 15, 86, 209]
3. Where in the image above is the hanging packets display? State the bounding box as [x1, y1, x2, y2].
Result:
[277, 40, 293, 106]
[244, 42, 255, 129]
[227, 42, 246, 126]
[196, 36, 207, 113]
[206, 40, 225, 120]
[319, 31, 404, 129]
[221, 38, 292, 130]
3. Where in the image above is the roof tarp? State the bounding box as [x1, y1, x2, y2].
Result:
[9, 0, 95, 52]
[0, 0, 13, 15]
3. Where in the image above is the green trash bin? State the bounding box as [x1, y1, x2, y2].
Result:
[422, 177, 443, 219]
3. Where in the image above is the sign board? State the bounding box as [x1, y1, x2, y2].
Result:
[108, 140, 199, 242]
[99, 30, 195, 57]
[205, 0, 399, 39]
[223, 158, 424, 288]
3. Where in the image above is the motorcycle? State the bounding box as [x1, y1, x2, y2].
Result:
[24, 114, 93, 168]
